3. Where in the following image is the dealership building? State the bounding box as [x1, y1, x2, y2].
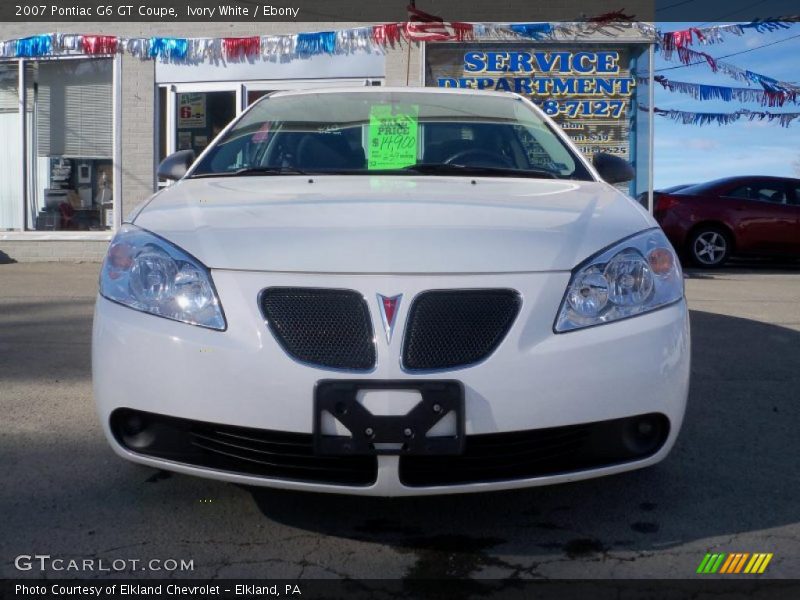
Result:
[0, 22, 654, 262]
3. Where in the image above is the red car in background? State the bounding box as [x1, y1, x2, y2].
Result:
[653, 176, 800, 267]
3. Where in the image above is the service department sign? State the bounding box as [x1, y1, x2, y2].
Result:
[424, 44, 637, 160]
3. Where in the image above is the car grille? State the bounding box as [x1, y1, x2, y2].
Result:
[401, 289, 521, 371]
[110, 409, 377, 486]
[261, 287, 376, 371]
[399, 414, 670, 486]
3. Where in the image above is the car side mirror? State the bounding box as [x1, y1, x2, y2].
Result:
[157, 149, 196, 181]
[592, 153, 634, 185]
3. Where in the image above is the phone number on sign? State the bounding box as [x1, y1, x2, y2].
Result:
[534, 100, 628, 118]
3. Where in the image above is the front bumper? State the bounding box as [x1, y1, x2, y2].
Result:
[93, 270, 690, 497]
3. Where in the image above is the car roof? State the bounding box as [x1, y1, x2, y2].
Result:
[267, 86, 523, 100]
[658, 184, 694, 192]
[705, 175, 800, 186]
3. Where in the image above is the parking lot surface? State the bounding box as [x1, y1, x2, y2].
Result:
[1, 261, 798, 579]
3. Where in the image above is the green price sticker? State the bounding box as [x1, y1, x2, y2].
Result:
[368, 104, 419, 170]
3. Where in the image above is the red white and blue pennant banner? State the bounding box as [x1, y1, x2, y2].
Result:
[640, 105, 800, 127]
[660, 17, 799, 51]
[3, 16, 796, 66]
[657, 42, 800, 94]
[0, 9, 657, 62]
[638, 75, 799, 107]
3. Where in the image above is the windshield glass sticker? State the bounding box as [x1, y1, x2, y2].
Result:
[368, 104, 419, 170]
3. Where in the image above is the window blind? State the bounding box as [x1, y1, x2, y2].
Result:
[0, 67, 18, 113]
[36, 59, 112, 158]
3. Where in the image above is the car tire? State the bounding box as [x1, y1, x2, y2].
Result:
[688, 226, 731, 268]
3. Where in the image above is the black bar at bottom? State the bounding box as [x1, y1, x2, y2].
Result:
[3, 579, 800, 600]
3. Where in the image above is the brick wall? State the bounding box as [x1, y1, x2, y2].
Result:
[119, 53, 157, 220]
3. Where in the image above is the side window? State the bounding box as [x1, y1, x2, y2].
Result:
[791, 185, 800, 206]
[725, 186, 751, 199]
[727, 183, 787, 204]
[513, 125, 571, 174]
[753, 184, 786, 204]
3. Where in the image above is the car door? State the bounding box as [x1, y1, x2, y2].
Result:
[720, 180, 797, 254]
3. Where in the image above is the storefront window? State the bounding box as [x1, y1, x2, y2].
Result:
[27, 58, 114, 231]
[0, 63, 22, 230]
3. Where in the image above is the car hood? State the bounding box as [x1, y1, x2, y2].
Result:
[132, 175, 654, 273]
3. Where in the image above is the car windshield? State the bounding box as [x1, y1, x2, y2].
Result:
[189, 91, 593, 180]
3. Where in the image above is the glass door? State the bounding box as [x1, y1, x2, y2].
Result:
[175, 90, 237, 156]
[159, 83, 240, 186]
[246, 89, 272, 107]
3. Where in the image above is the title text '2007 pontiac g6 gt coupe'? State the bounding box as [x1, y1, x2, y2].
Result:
[93, 88, 690, 496]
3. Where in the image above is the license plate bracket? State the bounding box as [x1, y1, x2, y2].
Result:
[314, 380, 465, 456]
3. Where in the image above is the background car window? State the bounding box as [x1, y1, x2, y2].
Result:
[791, 185, 800, 205]
[726, 183, 786, 204]
[756, 186, 786, 204]
[725, 186, 752, 199]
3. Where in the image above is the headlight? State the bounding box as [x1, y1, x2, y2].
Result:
[100, 224, 226, 330]
[554, 229, 682, 333]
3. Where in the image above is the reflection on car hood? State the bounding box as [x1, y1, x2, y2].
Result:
[133, 175, 654, 273]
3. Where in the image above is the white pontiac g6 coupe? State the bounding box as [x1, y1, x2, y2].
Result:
[93, 88, 690, 496]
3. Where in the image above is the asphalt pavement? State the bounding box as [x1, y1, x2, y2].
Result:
[1, 261, 798, 580]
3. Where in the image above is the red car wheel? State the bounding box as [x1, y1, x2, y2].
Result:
[688, 226, 732, 268]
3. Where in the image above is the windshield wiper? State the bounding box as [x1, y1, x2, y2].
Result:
[399, 163, 558, 179]
[190, 165, 308, 178]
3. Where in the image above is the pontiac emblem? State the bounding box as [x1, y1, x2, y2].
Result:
[377, 294, 402, 344]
